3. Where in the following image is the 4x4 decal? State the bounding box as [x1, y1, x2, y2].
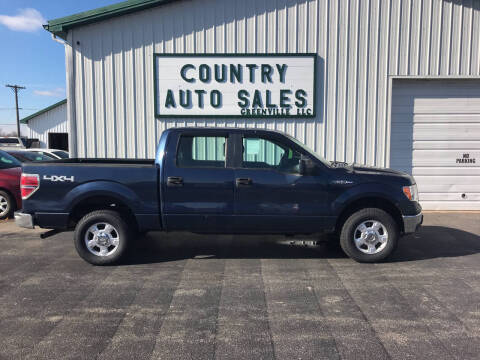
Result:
[43, 175, 75, 182]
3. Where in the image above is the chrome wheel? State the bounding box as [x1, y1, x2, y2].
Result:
[353, 220, 388, 255]
[0, 195, 9, 217]
[84, 222, 120, 257]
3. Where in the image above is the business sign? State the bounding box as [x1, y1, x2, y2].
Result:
[154, 54, 316, 118]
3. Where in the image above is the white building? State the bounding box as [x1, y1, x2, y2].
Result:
[44, 0, 480, 210]
[21, 99, 68, 150]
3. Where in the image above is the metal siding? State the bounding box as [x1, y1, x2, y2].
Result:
[68, 0, 480, 163]
[26, 102, 68, 148]
[390, 79, 480, 210]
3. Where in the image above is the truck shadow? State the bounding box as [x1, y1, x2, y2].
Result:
[389, 225, 480, 262]
[124, 225, 480, 265]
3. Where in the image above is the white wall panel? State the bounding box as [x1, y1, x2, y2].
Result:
[26, 102, 68, 149]
[67, 0, 480, 163]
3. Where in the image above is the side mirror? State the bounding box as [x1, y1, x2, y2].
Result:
[299, 157, 316, 176]
[299, 158, 306, 175]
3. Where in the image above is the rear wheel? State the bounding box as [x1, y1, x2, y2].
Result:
[0, 191, 13, 219]
[74, 210, 130, 265]
[339, 208, 398, 263]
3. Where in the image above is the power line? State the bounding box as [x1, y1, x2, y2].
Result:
[5, 84, 26, 137]
[0, 108, 39, 111]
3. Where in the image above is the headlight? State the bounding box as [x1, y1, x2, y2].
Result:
[402, 184, 418, 201]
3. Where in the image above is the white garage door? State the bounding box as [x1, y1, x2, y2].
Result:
[390, 80, 480, 210]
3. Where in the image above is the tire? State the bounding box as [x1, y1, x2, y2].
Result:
[74, 210, 131, 265]
[0, 190, 13, 220]
[339, 208, 398, 263]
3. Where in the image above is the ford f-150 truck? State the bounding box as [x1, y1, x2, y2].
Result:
[15, 127, 422, 265]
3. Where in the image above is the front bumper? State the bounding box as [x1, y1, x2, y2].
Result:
[14, 211, 34, 229]
[402, 213, 423, 233]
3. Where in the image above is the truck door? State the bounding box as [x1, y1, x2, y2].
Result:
[162, 131, 235, 232]
[233, 133, 330, 233]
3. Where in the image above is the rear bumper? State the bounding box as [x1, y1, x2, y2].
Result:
[402, 213, 423, 233]
[14, 211, 34, 229]
[15, 211, 69, 229]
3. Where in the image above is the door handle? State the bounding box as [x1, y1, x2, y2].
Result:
[236, 178, 252, 186]
[167, 176, 184, 186]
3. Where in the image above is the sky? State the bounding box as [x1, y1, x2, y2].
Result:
[0, 0, 120, 135]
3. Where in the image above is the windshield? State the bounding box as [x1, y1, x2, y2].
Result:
[0, 138, 20, 144]
[30, 151, 57, 160]
[52, 150, 69, 159]
[7, 151, 55, 162]
[284, 134, 331, 167]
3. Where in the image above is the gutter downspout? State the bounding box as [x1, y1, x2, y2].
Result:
[51, 32, 77, 157]
[51, 33, 64, 45]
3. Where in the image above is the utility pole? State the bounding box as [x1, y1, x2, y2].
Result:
[5, 84, 26, 137]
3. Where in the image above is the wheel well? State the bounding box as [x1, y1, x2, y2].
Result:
[334, 197, 404, 234]
[68, 196, 138, 230]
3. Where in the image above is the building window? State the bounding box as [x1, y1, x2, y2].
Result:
[48, 133, 68, 151]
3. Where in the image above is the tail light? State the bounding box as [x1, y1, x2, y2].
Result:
[21, 173, 40, 200]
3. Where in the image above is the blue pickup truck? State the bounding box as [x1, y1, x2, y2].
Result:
[15, 127, 422, 265]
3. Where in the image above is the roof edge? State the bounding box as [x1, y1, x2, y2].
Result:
[44, 0, 179, 39]
[21, 99, 67, 124]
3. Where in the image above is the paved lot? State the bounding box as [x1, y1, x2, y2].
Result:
[0, 213, 479, 360]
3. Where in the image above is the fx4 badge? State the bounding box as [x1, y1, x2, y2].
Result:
[43, 175, 75, 182]
[331, 179, 354, 185]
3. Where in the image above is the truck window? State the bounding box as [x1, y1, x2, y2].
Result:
[0, 138, 20, 144]
[242, 137, 302, 174]
[177, 135, 226, 168]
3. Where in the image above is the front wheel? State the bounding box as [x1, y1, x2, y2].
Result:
[339, 208, 398, 263]
[74, 210, 130, 265]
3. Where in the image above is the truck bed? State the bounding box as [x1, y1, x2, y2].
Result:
[21, 158, 160, 230]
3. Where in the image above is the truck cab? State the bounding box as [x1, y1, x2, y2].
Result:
[160, 128, 334, 233]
